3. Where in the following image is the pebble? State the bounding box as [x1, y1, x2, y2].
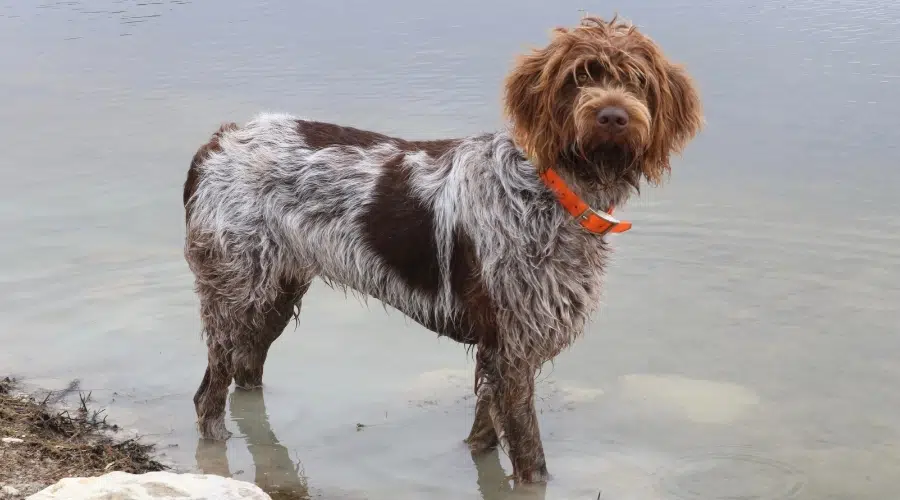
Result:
[1, 437, 24, 444]
[2, 485, 22, 497]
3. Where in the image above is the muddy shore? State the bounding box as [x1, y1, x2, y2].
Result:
[0, 377, 166, 498]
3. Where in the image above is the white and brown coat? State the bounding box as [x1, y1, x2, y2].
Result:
[183, 16, 702, 484]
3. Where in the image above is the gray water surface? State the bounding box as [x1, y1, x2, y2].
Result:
[1, 1, 899, 499]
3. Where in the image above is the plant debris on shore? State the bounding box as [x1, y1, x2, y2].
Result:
[0, 377, 166, 498]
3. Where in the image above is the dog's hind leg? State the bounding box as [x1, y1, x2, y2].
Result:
[193, 288, 240, 441]
[190, 257, 312, 439]
[193, 279, 310, 440]
[232, 278, 313, 390]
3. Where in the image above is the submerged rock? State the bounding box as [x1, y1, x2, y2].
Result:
[27, 471, 271, 500]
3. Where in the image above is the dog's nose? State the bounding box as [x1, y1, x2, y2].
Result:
[597, 107, 629, 132]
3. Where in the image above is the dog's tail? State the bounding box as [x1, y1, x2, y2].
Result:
[183, 123, 239, 219]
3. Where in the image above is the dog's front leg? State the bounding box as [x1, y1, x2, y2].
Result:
[494, 358, 549, 484]
[466, 346, 501, 453]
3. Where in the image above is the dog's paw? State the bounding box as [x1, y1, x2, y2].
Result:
[198, 420, 233, 441]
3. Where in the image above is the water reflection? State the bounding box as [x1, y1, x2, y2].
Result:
[195, 387, 552, 500]
[472, 451, 547, 500]
[195, 389, 309, 499]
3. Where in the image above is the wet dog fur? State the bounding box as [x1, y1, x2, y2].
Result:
[183, 15, 702, 484]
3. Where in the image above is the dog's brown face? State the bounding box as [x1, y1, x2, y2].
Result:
[505, 16, 703, 187]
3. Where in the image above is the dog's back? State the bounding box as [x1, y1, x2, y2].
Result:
[182, 114, 484, 335]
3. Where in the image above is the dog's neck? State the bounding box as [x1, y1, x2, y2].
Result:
[514, 153, 638, 215]
[538, 167, 632, 235]
[550, 161, 638, 212]
[507, 147, 637, 237]
[502, 131, 638, 222]
[557, 148, 642, 205]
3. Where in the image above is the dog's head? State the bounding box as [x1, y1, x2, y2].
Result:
[505, 16, 703, 190]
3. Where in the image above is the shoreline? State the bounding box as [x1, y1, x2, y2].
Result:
[0, 376, 167, 498]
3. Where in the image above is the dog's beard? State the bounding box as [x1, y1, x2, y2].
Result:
[563, 143, 640, 190]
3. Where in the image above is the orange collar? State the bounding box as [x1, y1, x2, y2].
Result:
[539, 168, 632, 236]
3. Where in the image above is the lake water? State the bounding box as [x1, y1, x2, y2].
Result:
[1, 0, 899, 499]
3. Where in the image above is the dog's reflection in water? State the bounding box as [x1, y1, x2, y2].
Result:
[473, 450, 548, 500]
[195, 389, 546, 500]
[195, 389, 309, 499]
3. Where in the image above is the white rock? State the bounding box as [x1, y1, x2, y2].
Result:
[1, 437, 24, 444]
[27, 471, 271, 500]
[3, 485, 22, 497]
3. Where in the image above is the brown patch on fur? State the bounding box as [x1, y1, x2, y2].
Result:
[300, 120, 388, 150]
[298, 120, 460, 158]
[362, 154, 442, 296]
[359, 191, 496, 347]
[397, 226, 500, 346]
[449, 227, 498, 348]
[356, 168, 494, 346]
[504, 15, 703, 185]
[184, 123, 239, 219]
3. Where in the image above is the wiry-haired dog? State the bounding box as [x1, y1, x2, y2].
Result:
[183, 16, 702, 483]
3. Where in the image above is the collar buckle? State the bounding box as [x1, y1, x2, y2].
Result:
[577, 207, 621, 236]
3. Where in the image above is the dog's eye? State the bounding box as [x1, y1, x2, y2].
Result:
[576, 73, 589, 84]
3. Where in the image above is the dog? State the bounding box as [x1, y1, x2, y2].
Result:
[183, 15, 702, 483]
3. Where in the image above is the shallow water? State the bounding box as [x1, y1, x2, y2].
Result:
[1, 0, 899, 498]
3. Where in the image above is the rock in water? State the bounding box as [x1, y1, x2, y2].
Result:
[27, 472, 271, 500]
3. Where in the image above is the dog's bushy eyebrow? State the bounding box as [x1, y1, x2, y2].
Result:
[575, 59, 604, 78]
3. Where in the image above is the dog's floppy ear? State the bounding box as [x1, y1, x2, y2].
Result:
[662, 62, 703, 155]
[503, 29, 570, 171]
[643, 61, 704, 184]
